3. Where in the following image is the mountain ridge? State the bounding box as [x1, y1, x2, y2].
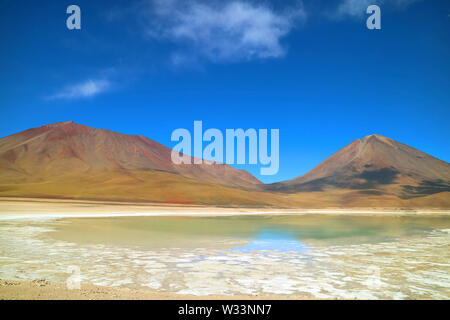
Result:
[266, 133, 450, 199]
[0, 121, 262, 190]
[0, 122, 449, 208]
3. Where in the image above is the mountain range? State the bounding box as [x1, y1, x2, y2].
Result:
[0, 121, 449, 208]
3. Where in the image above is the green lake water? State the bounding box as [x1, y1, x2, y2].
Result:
[1, 214, 449, 299]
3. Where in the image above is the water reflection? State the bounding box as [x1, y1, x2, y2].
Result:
[230, 231, 310, 253]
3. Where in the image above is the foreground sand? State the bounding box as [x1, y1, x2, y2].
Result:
[0, 279, 308, 300]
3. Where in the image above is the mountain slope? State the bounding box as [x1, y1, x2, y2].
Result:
[0, 124, 449, 208]
[0, 121, 261, 191]
[266, 134, 450, 199]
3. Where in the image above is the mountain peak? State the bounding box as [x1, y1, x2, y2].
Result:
[45, 121, 75, 127]
[267, 134, 450, 198]
[0, 124, 448, 207]
[360, 134, 395, 146]
[0, 121, 262, 196]
[363, 134, 383, 139]
[362, 134, 387, 141]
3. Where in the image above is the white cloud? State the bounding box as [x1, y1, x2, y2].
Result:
[48, 79, 110, 100]
[337, 0, 374, 18]
[336, 0, 422, 18]
[143, 0, 306, 63]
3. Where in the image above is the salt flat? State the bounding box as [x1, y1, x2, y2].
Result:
[0, 202, 449, 300]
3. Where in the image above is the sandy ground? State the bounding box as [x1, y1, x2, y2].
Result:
[0, 279, 308, 300]
[0, 197, 448, 218]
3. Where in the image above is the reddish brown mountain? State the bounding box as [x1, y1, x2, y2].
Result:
[0, 123, 449, 208]
[0, 122, 279, 205]
[267, 134, 450, 199]
[0, 121, 261, 189]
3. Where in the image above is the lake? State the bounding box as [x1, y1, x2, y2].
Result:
[0, 214, 449, 299]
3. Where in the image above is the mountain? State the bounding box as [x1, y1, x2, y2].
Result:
[0, 121, 261, 188]
[266, 134, 450, 199]
[0, 123, 449, 208]
[0, 121, 278, 206]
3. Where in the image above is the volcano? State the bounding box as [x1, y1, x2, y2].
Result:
[0, 121, 274, 205]
[0, 123, 449, 208]
[266, 134, 450, 199]
[0, 121, 261, 187]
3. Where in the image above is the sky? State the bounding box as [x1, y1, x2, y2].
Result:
[0, 0, 449, 183]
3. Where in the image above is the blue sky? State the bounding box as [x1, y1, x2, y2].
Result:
[0, 0, 449, 183]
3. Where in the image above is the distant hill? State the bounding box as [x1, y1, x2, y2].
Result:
[266, 134, 450, 199]
[0, 121, 261, 188]
[0, 121, 272, 206]
[0, 122, 449, 208]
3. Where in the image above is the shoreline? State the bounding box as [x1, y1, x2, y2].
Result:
[0, 197, 448, 219]
[0, 279, 311, 300]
